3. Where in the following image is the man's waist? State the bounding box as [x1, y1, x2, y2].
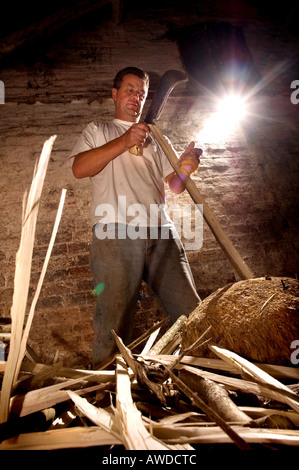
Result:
[93, 198, 172, 227]
[93, 222, 177, 240]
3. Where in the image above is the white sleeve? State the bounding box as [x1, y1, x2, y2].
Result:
[69, 121, 100, 157]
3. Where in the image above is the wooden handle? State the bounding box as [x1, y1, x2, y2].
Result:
[149, 124, 254, 280]
[129, 145, 142, 156]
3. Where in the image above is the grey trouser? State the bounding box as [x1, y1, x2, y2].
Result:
[89, 224, 200, 367]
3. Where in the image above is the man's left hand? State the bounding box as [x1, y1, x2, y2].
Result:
[178, 141, 202, 175]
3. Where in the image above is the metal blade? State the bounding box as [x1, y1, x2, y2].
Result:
[144, 70, 188, 124]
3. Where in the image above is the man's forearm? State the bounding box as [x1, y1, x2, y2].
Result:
[72, 135, 127, 179]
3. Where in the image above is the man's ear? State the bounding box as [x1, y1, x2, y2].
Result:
[112, 88, 117, 101]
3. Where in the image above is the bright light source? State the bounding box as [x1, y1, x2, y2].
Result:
[198, 93, 248, 144]
[217, 94, 247, 124]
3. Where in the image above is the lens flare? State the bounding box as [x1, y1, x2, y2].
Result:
[93, 282, 105, 297]
[217, 94, 247, 123]
[199, 93, 248, 144]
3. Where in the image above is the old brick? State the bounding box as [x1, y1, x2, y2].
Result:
[1, 2, 298, 367]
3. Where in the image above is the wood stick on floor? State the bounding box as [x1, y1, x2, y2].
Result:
[178, 368, 254, 425]
[165, 367, 253, 450]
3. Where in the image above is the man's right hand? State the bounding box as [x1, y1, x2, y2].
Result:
[123, 123, 150, 150]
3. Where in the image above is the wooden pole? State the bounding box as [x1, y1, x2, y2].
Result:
[149, 124, 254, 280]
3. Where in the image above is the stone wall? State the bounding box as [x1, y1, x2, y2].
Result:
[0, 1, 298, 367]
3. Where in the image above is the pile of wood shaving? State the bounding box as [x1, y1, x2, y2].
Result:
[1, 315, 299, 451]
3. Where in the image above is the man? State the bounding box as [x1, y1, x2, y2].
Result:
[70, 66, 201, 367]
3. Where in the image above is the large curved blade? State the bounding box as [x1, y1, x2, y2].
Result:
[145, 70, 187, 124]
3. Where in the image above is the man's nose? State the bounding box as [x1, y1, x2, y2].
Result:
[132, 91, 141, 101]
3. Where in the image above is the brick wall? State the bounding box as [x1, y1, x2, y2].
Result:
[0, 1, 298, 367]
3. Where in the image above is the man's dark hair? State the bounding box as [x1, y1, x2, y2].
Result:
[113, 67, 149, 89]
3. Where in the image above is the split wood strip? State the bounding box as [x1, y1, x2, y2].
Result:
[97, 317, 170, 370]
[177, 364, 286, 401]
[112, 330, 169, 406]
[146, 423, 299, 446]
[71, 386, 192, 451]
[144, 357, 276, 400]
[20, 361, 118, 383]
[145, 356, 299, 409]
[239, 406, 299, 428]
[61, 367, 118, 381]
[112, 331, 194, 449]
[68, 391, 121, 441]
[166, 326, 212, 371]
[128, 317, 170, 351]
[15, 188, 67, 381]
[140, 327, 161, 355]
[148, 314, 187, 355]
[144, 354, 299, 380]
[0, 136, 57, 424]
[16, 361, 65, 392]
[210, 345, 299, 414]
[156, 411, 204, 426]
[159, 333, 181, 355]
[10, 375, 109, 417]
[114, 356, 178, 450]
[0, 426, 121, 450]
[149, 123, 254, 280]
[8, 419, 285, 451]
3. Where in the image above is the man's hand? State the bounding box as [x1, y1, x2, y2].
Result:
[178, 141, 202, 175]
[123, 123, 150, 150]
[166, 141, 203, 194]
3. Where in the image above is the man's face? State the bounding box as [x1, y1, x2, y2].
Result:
[112, 73, 148, 122]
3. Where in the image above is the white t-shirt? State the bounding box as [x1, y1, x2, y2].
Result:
[70, 119, 176, 228]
